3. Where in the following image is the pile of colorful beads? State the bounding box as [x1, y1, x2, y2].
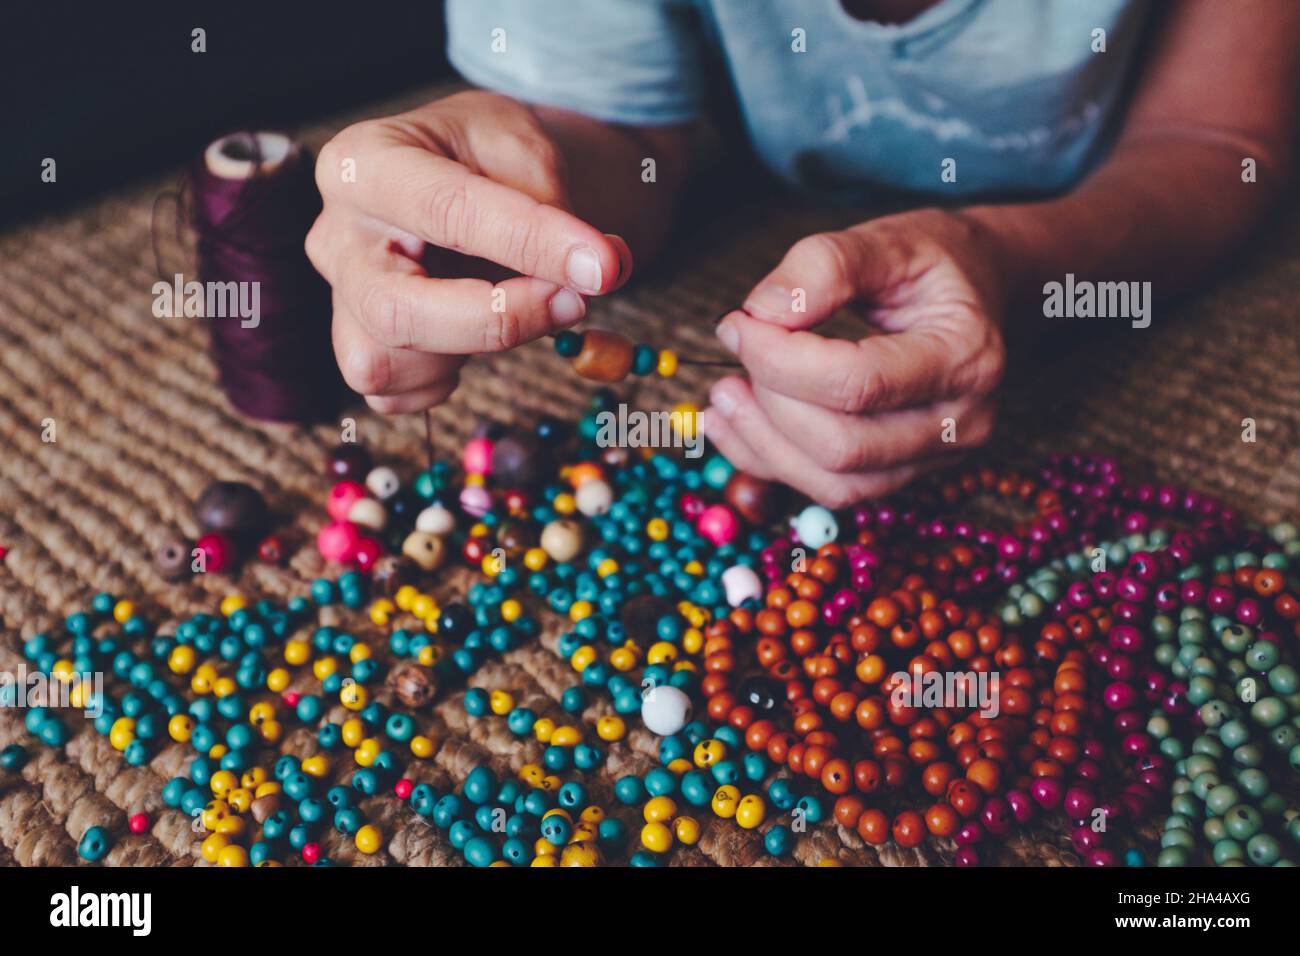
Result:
[10, 391, 1300, 867]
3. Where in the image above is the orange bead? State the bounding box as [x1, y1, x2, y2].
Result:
[891, 810, 926, 848]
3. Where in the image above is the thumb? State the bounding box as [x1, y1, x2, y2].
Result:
[742, 226, 905, 329]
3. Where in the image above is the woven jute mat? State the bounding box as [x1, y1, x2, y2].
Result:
[1, 82, 1297, 867]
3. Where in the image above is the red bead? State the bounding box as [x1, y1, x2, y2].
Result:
[194, 533, 235, 574]
[394, 778, 414, 800]
[301, 842, 321, 864]
[352, 536, 382, 571]
[128, 813, 149, 834]
[257, 534, 284, 564]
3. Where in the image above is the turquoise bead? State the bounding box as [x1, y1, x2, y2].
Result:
[78, 826, 112, 862]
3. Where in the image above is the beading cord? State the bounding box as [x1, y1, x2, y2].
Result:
[10, 410, 1300, 867]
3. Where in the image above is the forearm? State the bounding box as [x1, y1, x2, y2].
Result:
[537, 106, 692, 267]
[963, 134, 1288, 322]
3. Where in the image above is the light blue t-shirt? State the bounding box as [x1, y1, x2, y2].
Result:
[447, 0, 1151, 197]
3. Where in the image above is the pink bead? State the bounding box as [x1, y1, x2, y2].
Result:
[195, 533, 234, 574]
[1030, 777, 1062, 809]
[301, 842, 321, 864]
[953, 847, 980, 867]
[128, 813, 149, 834]
[459, 485, 493, 518]
[980, 797, 1012, 837]
[353, 536, 382, 571]
[1086, 848, 1119, 866]
[697, 504, 739, 546]
[954, 821, 985, 846]
[394, 778, 414, 799]
[462, 436, 494, 475]
[317, 521, 360, 563]
[1063, 786, 1095, 820]
[327, 481, 367, 522]
[1103, 681, 1137, 711]
[1006, 789, 1035, 823]
[282, 691, 302, 707]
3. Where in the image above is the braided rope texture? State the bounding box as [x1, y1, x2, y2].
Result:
[1, 84, 1298, 867]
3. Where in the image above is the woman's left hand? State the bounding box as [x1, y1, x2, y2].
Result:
[701, 209, 1008, 508]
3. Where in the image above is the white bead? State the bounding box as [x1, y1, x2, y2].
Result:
[792, 504, 838, 549]
[365, 466, 401, 500]
[415, 504, 456, 535]
[574, 479, 613, 517]
[721, 565, 763, 608]
[346, 497, 387, 531]
[540, 519, 583, 563]
[641, 685, 692, 737]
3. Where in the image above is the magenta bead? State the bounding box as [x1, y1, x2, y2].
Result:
[1086, 848, 1119, 866]
[696, 504, 739, 546]
[954, 821, 985, 846]
[1030, 777, 1062, 809]
[953, 847, 980, 867]
[462, 436, 493, 475]
[980, 797, 1012, 837]
[1006, 789, 1035, 823]
[327, 481, 367, 522]
[1063, 787, 1095, 820]
[1103, 682, 1137, 711]
[317, 521, 360, 563]
[194, 533, 234, 574]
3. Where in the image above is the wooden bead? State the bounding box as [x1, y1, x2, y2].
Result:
[724, 471, 782, 525]
[195, 481, 269, 541]
[387, 661, 437, 709]
[401, 531, 445, 571]
[154, 538, 192, 581]
[540, 519, 583, 563]
[571, 330, 634, 382]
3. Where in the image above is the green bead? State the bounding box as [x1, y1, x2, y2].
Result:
[1235, 768, 1270, 799]
[1212, 839, 1245, 865]
[1191, 771, 1222, 800]
[1250, 697, 1287, 729]
[1246, 641, 1280, 671]
[1171, 793, 1200, 818]
[631, 343, 657, 375]
[1203, 817, 1227, 842]
[1225, 804, 1262, 841]
[1157, 847, 1190, 867]
[1200, 700, 1231, 728]
[1268, 665, 1298, 695]
[1206, 784, 1240, 816]
[1186, 676, 1216, 706]
[1161, 828, 1196, 850]
[1219, 624, 1252, 655]
[1247, 833, 1281, 865]
[1233, 743, 1264, 768]
[553, 330, 583, 358]
[1219, 719, 1251, 749]
[0, 744, 27, 772]
[78, 826, 112, 862]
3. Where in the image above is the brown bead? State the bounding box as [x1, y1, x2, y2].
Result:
[492, 432, 549, 487]
[195, 481, 269, 541]
[154, 538, 192, 581]
[495, 520, 538, 557]
[250, 793, 282, 824]
[388, 661, 437, 709]
[401, 531, 445, 571]
[370, 554, 416, 596]
[571, 329, 634, 382]
[724, 471, 782, 526]
[327, 443, 372, 481]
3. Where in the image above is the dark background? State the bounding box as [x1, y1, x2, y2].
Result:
[3, 1, 455, 224]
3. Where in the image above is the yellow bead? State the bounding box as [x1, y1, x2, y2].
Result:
[217, 814, 249, 838]
[212, 677, 236, 698]
[673, 815, 702, 845]
[248, 702, 275, 725]
[644, 796, 678, 823]
[312, 656, 338, 681]
[191, 667, 216, 695]
[683, 559, 704, 576]
[596, 558, 620, 578]
[489, 860, 511, 868]
[531, 855, 558, 867]
[532, 719, 556, 744]
[109, 716, 135, 751]
[666, 758, 694, 775]
[571, 823, 598, 843]
[489, 690, 514, 715]
[301, 755, 331, 778]
[369, 599, 395, 626]
[550, 725, 582, 747]
[216, 844, 249, 867]
[354, 739, 380, 767]
[258, 720, 283, 743]
[580, 806, 606, 825]
[818, 858, 844, 867]
[673, 661, 698, 674]
[218, 595, 245, 617]
[69, 683, 89, 709]
[468, 520, 489, 535]
[569, 601, 594, 623]
[596, 716, 626, 742]
[254, 782, 282, 798]
[209, 770, 238, 798]
[200, 833, 230, 863]
[519, 764, 545, 787]
[480, 555, 501, 577]
[553, 493, 577, 515]
[500, 599, 522, 623]
[647, 641, 679, 665]
[711, 785, 741, 819]
[523, 548, 548, 571]
[540, 775, 563, 793]
[284, 640, 311, 666]
[167, 645, 196, 675]
[341, 718, 365, 748]
[410, 735, 434, 758]
[168, 714, 194, 742]
[646, 518, 670, 541]
[355, 824, 382, 854]
[416, 645, 439, 666]
[610, 647, 638, 672]
[735, 794, 766, 830]
[640, 821, 673, 853]
[208, 744, 228, 760]
[657, 350, 679, 377]
[349, 643, 373, 664]
[201, 800, 230, 831]
[241, 768, 268, 789]
[542, 807, 573, 822]
[569, 645, 598, 673]
[533, 837, 558, 858]
[694, 739, 726, 768]
[394, 585, 419, 611]
[112, 598, 137, 624]
[560, 842, 601, 867]
[340, 682, 368, 710]
[682, 628, 704, 655]
[411, 595, 437, 620]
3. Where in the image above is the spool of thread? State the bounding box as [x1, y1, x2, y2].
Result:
[188, 131, 341, 423]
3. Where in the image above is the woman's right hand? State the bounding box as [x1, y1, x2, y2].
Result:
[306, 90, 632, 413]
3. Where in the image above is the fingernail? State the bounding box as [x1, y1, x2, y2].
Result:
[566, 246, 603, 294]
[716, 319, 740, 354]
[711, 386, 738, 417]
[603, 233, 630, 283]
[549, 288, 586, 326]
[744, 283, 792, 320]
